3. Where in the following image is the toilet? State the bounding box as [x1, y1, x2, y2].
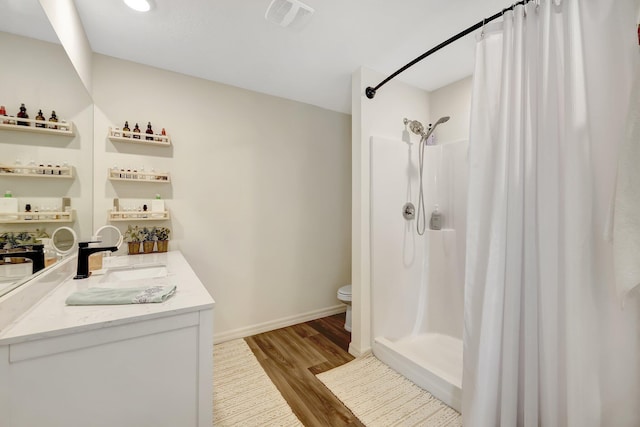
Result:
[337, 285, 352, 332]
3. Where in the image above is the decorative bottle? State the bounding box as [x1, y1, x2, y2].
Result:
[145, 122, 154, 140]
[16, 103, 29, 126]
[48, 111, 58, 129]
[35, 109, 46, 128]
[133, 123, 141, 139]
[0, 105, 8, 124]
[123, 121, 131, 138]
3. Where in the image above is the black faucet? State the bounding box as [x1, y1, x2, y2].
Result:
[73, 242, 118, 279]
[0, 244, 45, 274]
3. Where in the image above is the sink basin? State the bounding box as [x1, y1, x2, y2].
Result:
[99, 264, 168, 283]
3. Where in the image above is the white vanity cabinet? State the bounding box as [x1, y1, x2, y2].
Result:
[0, 251, 214, 427]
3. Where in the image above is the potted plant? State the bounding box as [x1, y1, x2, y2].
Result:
[125, 225, 143, 255]
[142, 226, 155, 253]
[155, 226, 170, 252]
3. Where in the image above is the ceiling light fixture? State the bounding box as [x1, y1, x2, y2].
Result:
[123, 0, 152, 12]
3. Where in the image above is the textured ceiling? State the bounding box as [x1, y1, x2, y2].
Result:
[1, 0, 513, 113]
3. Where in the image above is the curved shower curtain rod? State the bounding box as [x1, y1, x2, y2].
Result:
[365, 0, 534, 100]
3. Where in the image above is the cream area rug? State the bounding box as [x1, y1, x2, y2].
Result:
[317, 354, 462, 426]
[213, 339, 302, 426]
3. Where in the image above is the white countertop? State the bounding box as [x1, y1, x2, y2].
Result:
[0, 251, 214, 345]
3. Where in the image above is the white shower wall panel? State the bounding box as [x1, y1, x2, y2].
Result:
[370, 136, 467, 341]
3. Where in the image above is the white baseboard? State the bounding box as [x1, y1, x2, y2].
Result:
[348, 342, 372, 358]
[213, 304, 347, 344]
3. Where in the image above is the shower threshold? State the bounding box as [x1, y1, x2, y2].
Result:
[373, 333, 462, 412]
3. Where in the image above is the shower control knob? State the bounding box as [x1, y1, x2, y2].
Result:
[402, 202, 416, 220]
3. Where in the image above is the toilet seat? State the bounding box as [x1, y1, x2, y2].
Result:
[337, 285, 352, 302]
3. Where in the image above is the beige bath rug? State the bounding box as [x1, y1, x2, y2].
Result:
[213, 339, 302, 426]
[317, 354, 462, 426]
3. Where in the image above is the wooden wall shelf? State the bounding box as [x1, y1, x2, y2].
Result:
[108, 127, 171, 146]
[0, 210, 74, 224]
[0, 118, 73, 136]
[0, 164, 73, 178]
[108, 210, 170, 221]
[107, 169, 170, 182]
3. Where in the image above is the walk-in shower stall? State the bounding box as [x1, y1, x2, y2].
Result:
[370, 132, 467, 411]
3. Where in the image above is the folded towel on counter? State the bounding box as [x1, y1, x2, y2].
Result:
[66, 284, 177, 305]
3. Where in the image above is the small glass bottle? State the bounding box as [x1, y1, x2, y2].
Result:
[16, 103, 29, 126]
[35, 109, 46, 128]
[25, 204, 32, 220]
[145, 122, 154, 141]
[0, 105, 7, 124]
[133, 123, 141, 139]
[48, 111, 58, 129]
[123, 121, 131, 138]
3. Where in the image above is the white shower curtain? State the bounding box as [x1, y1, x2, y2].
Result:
[463, 1, 640, 426]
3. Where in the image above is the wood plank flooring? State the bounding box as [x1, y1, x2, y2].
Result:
[245, 313, 365, 427]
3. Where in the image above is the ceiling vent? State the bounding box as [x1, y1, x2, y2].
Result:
[265, 0, 314, 29]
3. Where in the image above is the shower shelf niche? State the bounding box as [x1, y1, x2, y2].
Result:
[107, 127, 171, 146]
[107, 168, 170, 183]
[0, 118, 74, 136]
[108, 210, 170, 222]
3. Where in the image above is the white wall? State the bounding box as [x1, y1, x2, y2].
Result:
[92, 55, 352, 341]
[351, 67, 430, 355]
[0, 32, 93, 242]
[429, 77, 472, 143]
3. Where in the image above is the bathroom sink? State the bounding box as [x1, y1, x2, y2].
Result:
[99, 264, 168, 283]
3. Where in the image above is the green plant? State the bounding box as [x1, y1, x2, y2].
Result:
[124, 225, 144, 243]
[155, 226, 170, 241]
[0, 229, 49, 249]
[141, 226, 154, 242]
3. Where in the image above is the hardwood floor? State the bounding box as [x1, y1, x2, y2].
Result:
[245, 313, 365, 427]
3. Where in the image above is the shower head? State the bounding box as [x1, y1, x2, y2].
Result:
[434, 116, 450, 126]
[422, 116, 450, 142]
[403, 118, 425, 137]
[403, 116, 449, 140]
